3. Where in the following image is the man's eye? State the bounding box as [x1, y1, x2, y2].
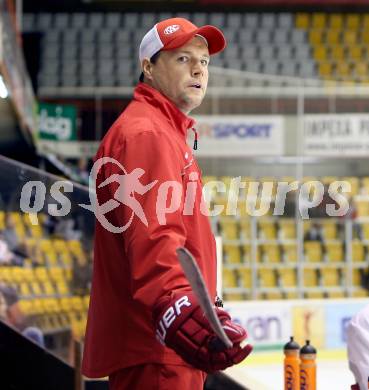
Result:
[201, 59, 209, 66]
[178, 56, 188, 62]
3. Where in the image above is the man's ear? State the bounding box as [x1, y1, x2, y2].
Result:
[142, 58, 154, 81]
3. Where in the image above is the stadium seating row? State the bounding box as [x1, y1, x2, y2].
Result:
[223, 266, 365, 288]
[222, 240, 368, 263]
[26, 12, 369, 89]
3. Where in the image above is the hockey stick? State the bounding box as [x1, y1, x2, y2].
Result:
[176, 247, 233, 349]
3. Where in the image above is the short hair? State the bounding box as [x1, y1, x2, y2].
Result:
[139, 51, 161, 82]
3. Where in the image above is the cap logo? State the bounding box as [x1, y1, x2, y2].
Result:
[164, 24, 180, 35]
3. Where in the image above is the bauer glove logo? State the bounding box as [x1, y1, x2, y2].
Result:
[156, 295, 191, 345]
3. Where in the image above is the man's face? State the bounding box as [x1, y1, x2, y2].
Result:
[147, 36, 210, 113]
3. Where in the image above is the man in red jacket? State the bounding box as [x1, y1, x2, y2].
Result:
[82, 17, 252, 389]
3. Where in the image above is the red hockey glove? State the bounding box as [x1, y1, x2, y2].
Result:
[153, 291, 253, 373]
[351, 385, 359, 390]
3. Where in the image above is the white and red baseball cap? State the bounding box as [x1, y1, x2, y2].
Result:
[139, 17, 227, 63]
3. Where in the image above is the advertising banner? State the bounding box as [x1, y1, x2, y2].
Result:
[303, 114, 369, 157]
[225, 299, 368, 351]
[38, 103, 77, 141]
[193, 115, 284, 157]
[225, 301, 291, 348]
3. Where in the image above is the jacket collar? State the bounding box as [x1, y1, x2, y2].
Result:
[133, 82, 195, 138]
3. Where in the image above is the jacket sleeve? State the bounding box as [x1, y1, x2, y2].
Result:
[103, 130, 192, 309]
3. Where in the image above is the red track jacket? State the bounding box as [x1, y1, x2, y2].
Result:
[82, 82, 217, 378]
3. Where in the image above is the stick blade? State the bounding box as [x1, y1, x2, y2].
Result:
[176, 247, 232, 349]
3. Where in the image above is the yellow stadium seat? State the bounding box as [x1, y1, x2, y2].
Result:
[34, 267, 49, 282]
[363, 14, 369, 28]
[304, 241, 323, 262]
[285, 291, 299, 299]
[71, 296, 84, 312]
[362, 177, 369, 192]
[239, 218, 251, 239]
[219, 218, 239, 240]
[65, 268, 73, 281]
[43, 281, 56, 296]
[321, 268, 341, 286]
[0, 211, 4, 229]
[336, 62, 351, 78]
[279, 269, 297, 288]
[9, 211, 21, 223]
[223, 293, 244, 301]
[258, 268, 276, 287]
[353, 240, 365, 262]
[223, 244, 242, 263]
[53, 239, 69, 252]
[22, 268, 34, 283]
[348, 47, 363, 63]
[352, 269, 362, 286]
[264, 291, 283, 300]
[56, 281, 70, 296]
[45, 250, 59, 267]
[363, 224, 369, 239]
[259, 221, 277, 240]
[83, 295, 90, 309]
[342, 30, 357, 45]
[361, 29, 369, 44]
[282, 243, 298, 263]
[11, 267, 25, 283]
[313, 46, 328, 61]
[326, 30, 341, 45]
[356, 200, 369, 217]
[60, 297, 73, 312]
[346, 14, 360, 29]
[305, 291, 324, 299]
[223, 268, 238, 288]
[29, 225, 43, 239]
[14, 225, 26, 240]
[321, 220, 337, 239]
[318, 62, 333, 78]
[352, 288, 369, 297]
[242, 244, 252, 263]
[303, 269, 319, 287]
[60, 252, 73, 267]
[330, 14, 344, 29]
[19, 282, 32, 297]
[330, 46, 345, 61]
[49, 268, 65, 282]
[296, 13, 310, 29]
[312, 13, 326, 29]
[40, 239, 53, 251]
[0, 267, 12, 283]
[325, 241, 344, 262]
[31, 282, 43, 296]
[327, 291, 345, 298]
[247, 245, 261, 263]
[279, 219, 296, 239]
[18, 300, 34, 315]
[68, 240, 83, 252]
[262, 243, 281, 263]
[238, 267, 251, 287]
[309, 30, 323, 45]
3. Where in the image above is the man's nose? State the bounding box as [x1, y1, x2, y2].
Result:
[191, 62, 203, 77]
